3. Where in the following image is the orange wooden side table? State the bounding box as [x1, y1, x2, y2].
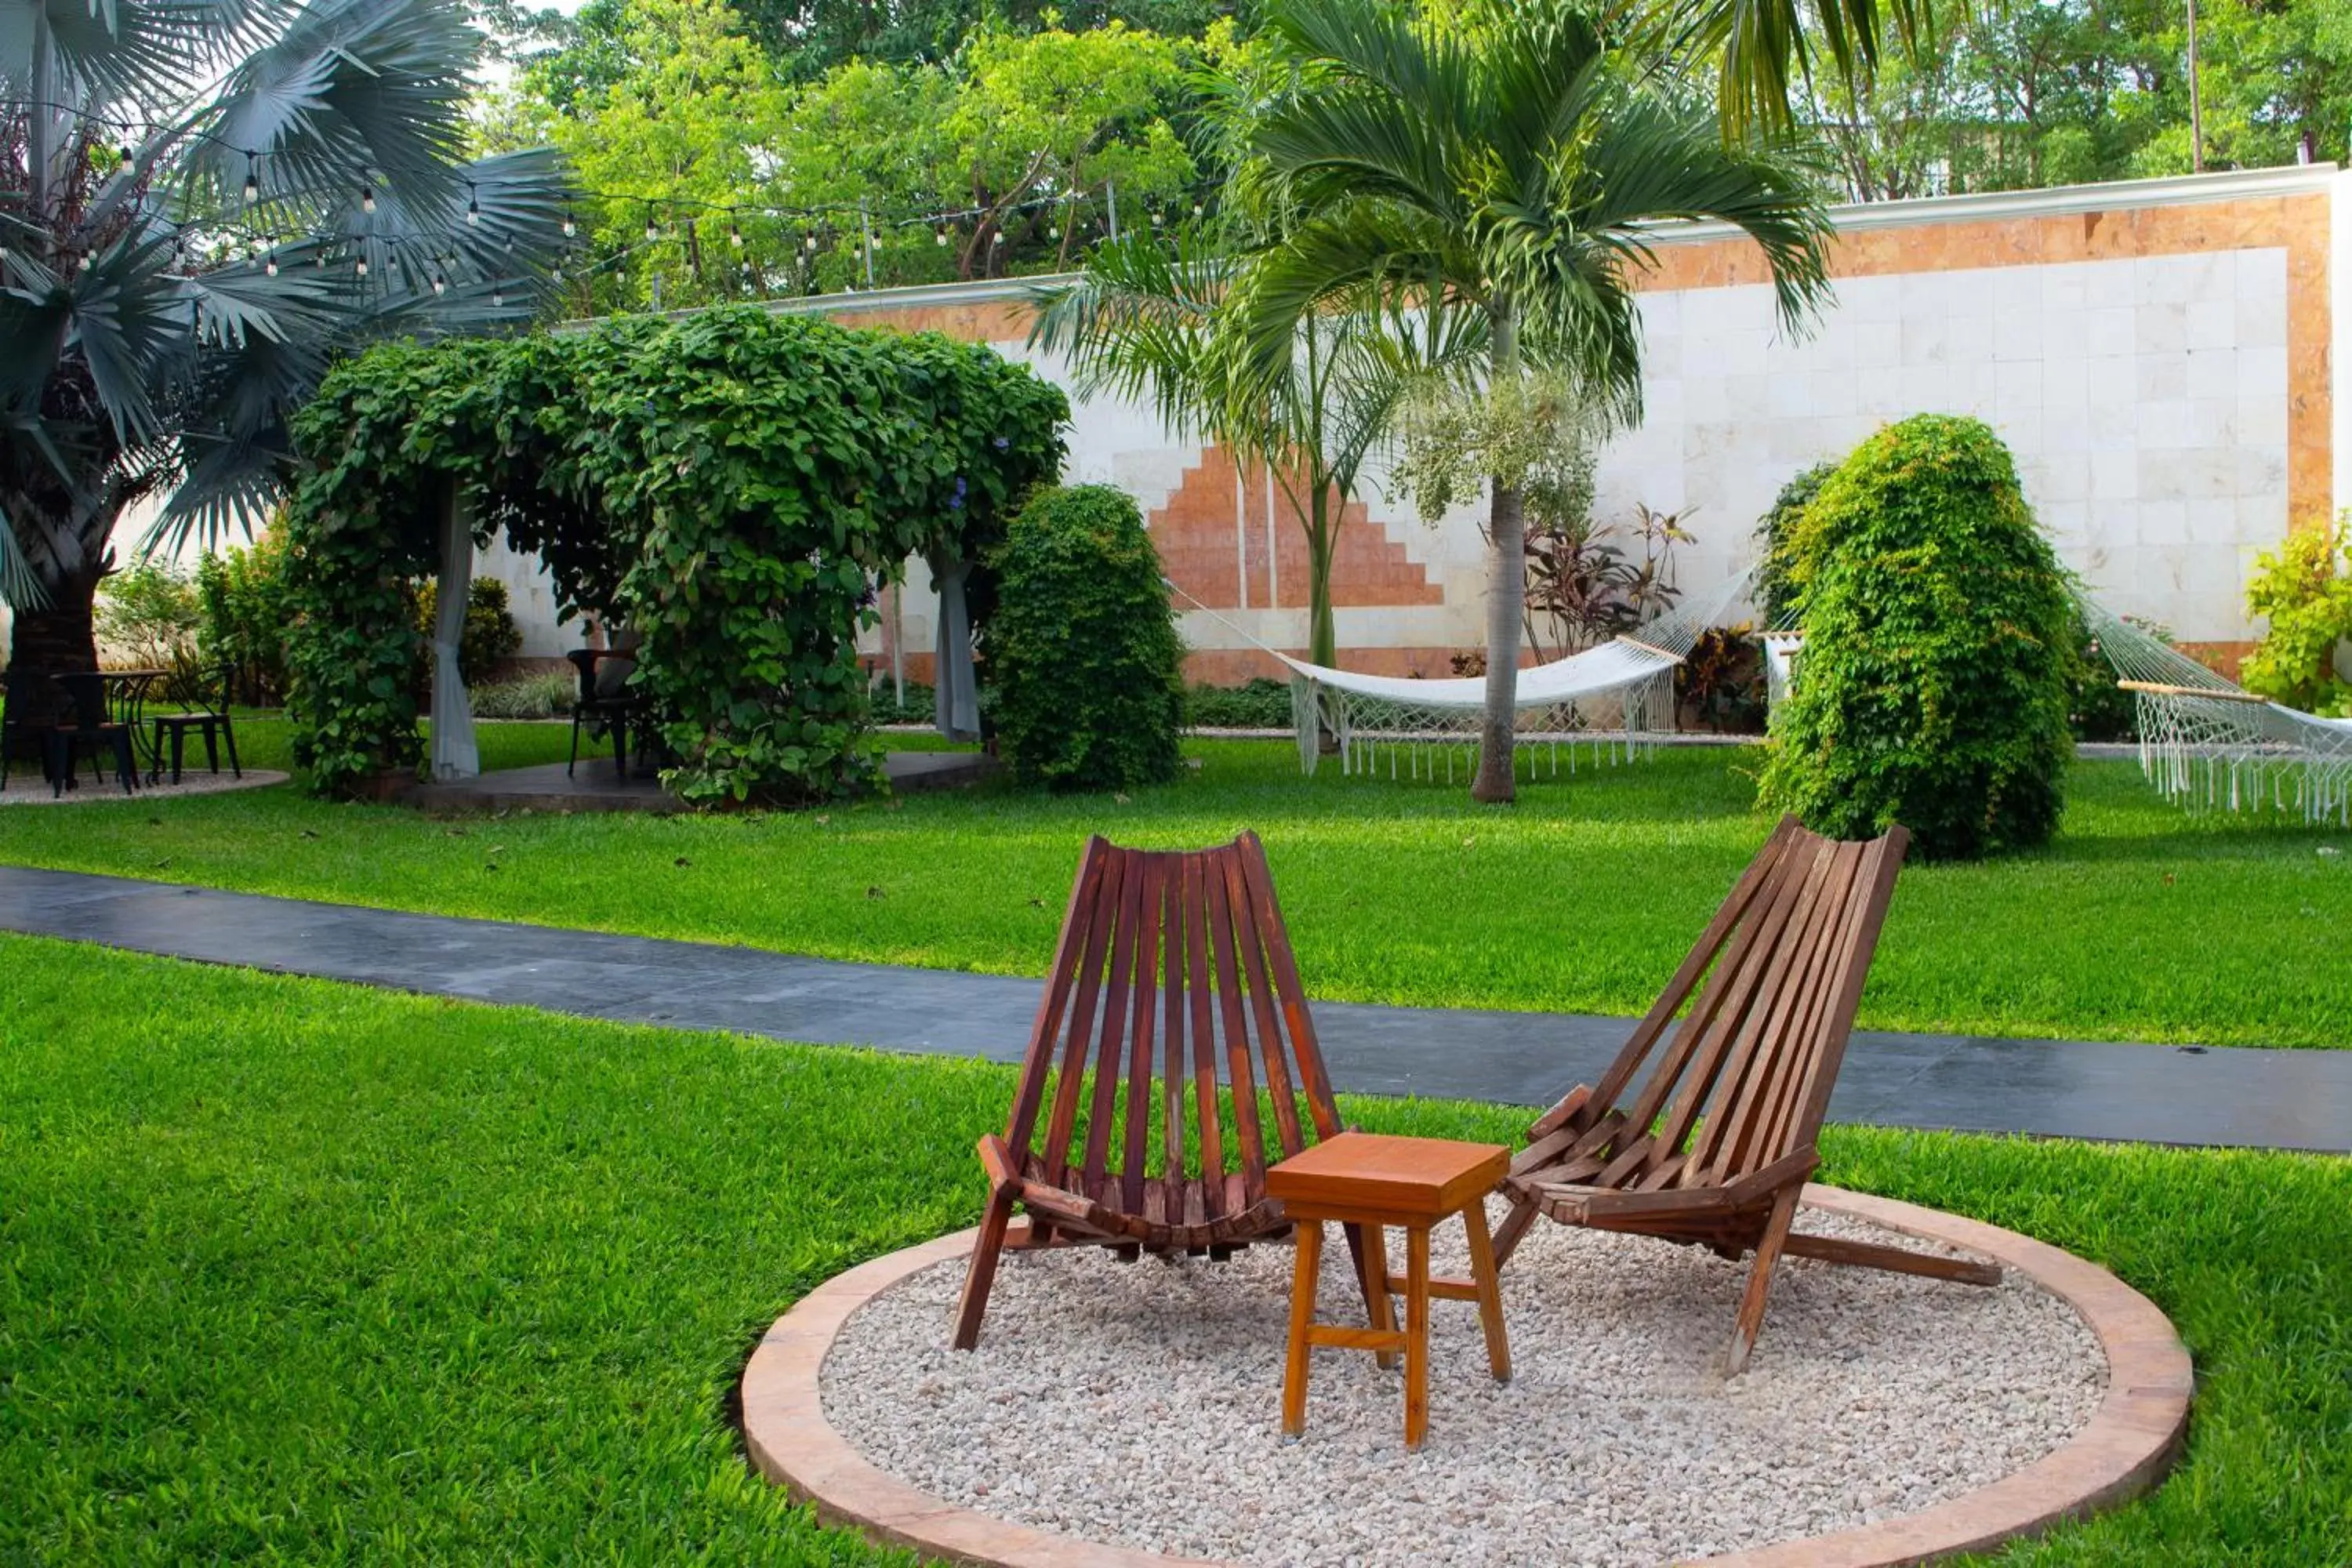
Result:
[1266, 1131, 1512, 1450]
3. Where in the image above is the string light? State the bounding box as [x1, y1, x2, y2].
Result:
[936, 225, 949, 246]
[241, 152, 259, 205]
[432, 271, 446, 295]
[728, 212, 743, 249]
[465, 181, 480, 226]
[263, 249, 278, 278]
[644, 204, 659, 243]
[561, 211, 576, 238]
[361, 183, 376, 214]
[354, 256, 368, 278]
[492, 287, 504, 307]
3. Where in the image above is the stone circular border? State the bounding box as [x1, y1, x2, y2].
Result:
[742, 1184, 2190, 1568]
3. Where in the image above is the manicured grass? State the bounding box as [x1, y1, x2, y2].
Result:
[2, 738, 2346, 1048]
[2, 938, 2345, 1563]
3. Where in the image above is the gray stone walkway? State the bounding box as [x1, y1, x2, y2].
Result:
[2, 864, 2344, 1153]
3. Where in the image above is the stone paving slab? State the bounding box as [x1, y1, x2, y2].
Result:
[2, 865, 2345, 1152]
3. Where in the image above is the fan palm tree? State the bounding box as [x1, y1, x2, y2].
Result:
[1239, 0, 1832, 801]
[1, 0, 572, 677]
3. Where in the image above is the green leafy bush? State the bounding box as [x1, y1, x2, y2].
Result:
[1753, 460, 1836, 626]
[95, 561, 201, 668]
[2240, 517, 2352, 717]
[1759, 415, 2074, 860]
[1185, 678, 1293, 729]
[281, 310, 1065, 802]
[197, 532, 292, 707]
[416, 577, 524, 684]
[986, 485, 1185, 791]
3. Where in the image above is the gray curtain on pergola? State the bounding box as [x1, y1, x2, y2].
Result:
[429, 482, 480, 781]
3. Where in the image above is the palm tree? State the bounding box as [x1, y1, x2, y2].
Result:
[1, 0, 572, 677]
[1030, 227, 1441, 670]
[1239, 0, 1831, 801]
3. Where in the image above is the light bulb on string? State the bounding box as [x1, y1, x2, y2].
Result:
[936, 225, 949, 247]
[729, 212, 744, 249]
[644, 205, 659, 243]
[492, 287, 504, 308]
[118, 141, 136, 169]
[241, 153, 259, 205]
[561, 212, 576, 238]
[264, 250, 278, 278]
[466, 183, 481, 226]
[355, 256, 368, 278]
[361, 183, 376, 215]
[990, 228, 1004, 245]
[805, 231, 818, 252]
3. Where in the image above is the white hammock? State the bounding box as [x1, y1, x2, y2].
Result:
[2081, 600, 2352, 823]
[1273, 571, 1752, 779]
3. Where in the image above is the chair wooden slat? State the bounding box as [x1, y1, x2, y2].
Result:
[1004, 836, 1107, 1155]
[1224, 847, 1305, 1160]
[1040, 847, 1124, 1188]
[1080, 853, 1148, 1189]
[954, 832, 1359, 1350]
[1183, 852, 1225, 1215]
[1496, 818, 1984, 1374]
[1238, 833, 1344, 1141]
[1121, 853, 1166, 1214]
[1206, 858, 1269, 1196]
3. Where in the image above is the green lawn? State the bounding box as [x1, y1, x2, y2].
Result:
[1, 937, 2345, 1563]
[2, 733, 2347, 1048]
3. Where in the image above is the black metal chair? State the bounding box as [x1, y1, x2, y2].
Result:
[48, 671, 139, 796]
[566, 647, 641, 779]
[1, 668, 60, 794]
[148, 664, 242, 785]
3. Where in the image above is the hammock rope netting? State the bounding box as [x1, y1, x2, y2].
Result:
[2080, 600, 2352, 823]
[1270, 573, 1751, 780]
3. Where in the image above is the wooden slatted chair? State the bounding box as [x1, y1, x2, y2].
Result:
[953, 830, 1379, 1351]
[1493, 815, 2001, 1374]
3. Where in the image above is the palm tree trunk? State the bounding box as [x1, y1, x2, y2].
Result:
[1472, 299, 1523, 804]
[1307, 485, 1338, 668]
[8, 562, 104, 676]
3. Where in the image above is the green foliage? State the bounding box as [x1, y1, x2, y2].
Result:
[1759, 415, 2075, 860]
[416, 577, 525, 684]
[281, 308, 1066, 804]
[986, 485, 1185, 791]
[1185, 678, 1295, 728]
[2239, 517, 2352, 718]
[94, 561, 201, 668]
[487, 0, 1214, 312]
[1754, 459, 1837, 627]
[196, 532, 294, 708]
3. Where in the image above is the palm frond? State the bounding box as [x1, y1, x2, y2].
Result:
[1028, 228, 1228, 446]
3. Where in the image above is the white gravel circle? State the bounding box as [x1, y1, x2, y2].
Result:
[820, 1201, 2107, 1567]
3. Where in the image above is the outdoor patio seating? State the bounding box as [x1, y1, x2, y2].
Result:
[1493, 815, 2000, 1373]
[45, 672, 140, 797]
[566, 644, 644, 779]
[952, 829, 1379, 1350]
[146, 665, 241, 786]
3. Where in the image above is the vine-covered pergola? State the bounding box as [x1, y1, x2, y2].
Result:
[280, 307, 1068, 805]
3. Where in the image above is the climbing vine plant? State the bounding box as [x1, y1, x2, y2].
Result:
[283, 307, 1067, 804]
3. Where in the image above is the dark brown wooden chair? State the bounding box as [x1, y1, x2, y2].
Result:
[1493, 815, 2000, 1374]
[953, 830, 1380, 1351]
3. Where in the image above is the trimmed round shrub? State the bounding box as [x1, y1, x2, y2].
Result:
[987, 485, 1185, 792]
[1758, 415, 2074, 860]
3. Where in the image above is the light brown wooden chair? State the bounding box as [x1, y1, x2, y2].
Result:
[953, 830, 1381, 1351]
[1493, 815, 2000, 1374]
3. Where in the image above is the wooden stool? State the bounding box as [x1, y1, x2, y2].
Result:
[1267, 1131, 1512, 1450]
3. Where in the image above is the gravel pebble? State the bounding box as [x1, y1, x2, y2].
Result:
[821, 1203, 2104, 1566]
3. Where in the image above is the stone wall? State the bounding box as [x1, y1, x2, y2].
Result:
[481, 164, 2347, 679]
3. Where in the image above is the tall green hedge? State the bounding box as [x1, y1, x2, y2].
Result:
[1758, 415, 2074, 860]
[283, 308, 1066, 804]
[986, 485, 1185, 792]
